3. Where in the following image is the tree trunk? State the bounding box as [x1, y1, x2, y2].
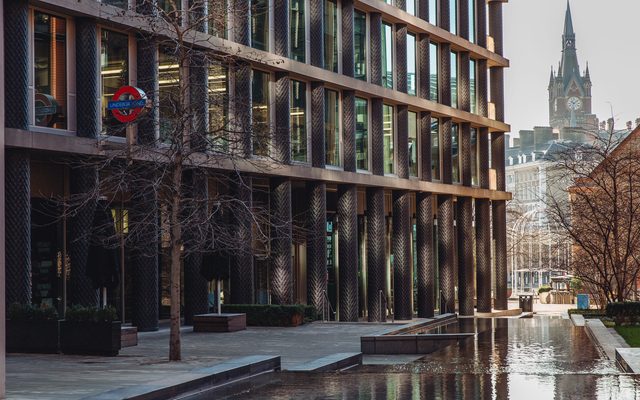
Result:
[169, 162, 183, 361]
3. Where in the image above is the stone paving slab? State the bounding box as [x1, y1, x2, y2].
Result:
[616, 348, 640, 373]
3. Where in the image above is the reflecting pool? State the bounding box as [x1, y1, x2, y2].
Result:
[200, 317, 640, 399]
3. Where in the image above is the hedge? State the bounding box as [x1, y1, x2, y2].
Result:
[221, 304, 319, 326]
[606, 302, 640, 324]
[538, 286, 552, 294]
[567, 309, 605, 318]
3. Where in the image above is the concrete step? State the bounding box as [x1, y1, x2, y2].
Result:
[287, 353, 363, 372]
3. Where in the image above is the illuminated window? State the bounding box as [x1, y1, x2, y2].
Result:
[383, 104, 394, 174]
[100, 29, 128, 136]
[407, 33, 417, 96]
[325, 89, 340, 166]
[324, 0, 338, 72]
[356, 98, 368, 170]
[291, 80, 307, 162]
[408, 111, 418, 177]
[252, 70, 271, 156]
[382, 23, 393, 89]
[290, 0, 305, 62]
[209, 63, 229, 150]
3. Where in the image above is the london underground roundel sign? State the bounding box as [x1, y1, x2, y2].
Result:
[107, 86, 148, 123]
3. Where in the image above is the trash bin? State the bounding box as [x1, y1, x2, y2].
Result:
[577, 294, 589, 310]
[519, 295, 533, 312]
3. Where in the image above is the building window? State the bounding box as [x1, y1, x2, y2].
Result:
[290, 0, 305, 62]
[100, 29, 129, 136]
[251, 0, 268, 50]
[449, 0, 457, 35]
[471, 127, 478, 185]
[452, 122, 459, 183]
[468, 0, 475, 43]
[429, 0, 437, 25]
[158, 0, 180, 13]
[407, 33, 417, 96]
[325, 89, 340, 166]
[34, 12, 68, 130]
[252, 70, 270, 156]
[209, 0, 228, 39]
[158, 50, 180, 141]
[431, 118, 440, 180]
[102, 0, 128, 8]
[429, 42, 438, 101]
[324, 0, 338, 73]
[407, 0, 416, 15]
[382, 22, 393, 89]
[470, 59, 477, 114]
[354, 10, 367, 81]
[451, 51, 458, 108]
[383, 104, 394, 174]
[291, 80, 307, 162]
[356, 97, 368, 170]
[209, 63, 229, 150]
[408, 111, 418, 177]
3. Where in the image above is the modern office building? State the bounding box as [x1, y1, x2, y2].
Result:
[2, 0, 509, 331]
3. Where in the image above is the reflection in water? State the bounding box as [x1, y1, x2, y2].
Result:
[205, 317, 640, 399]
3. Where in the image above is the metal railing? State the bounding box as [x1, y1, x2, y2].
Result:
[321, 290, 336, 322]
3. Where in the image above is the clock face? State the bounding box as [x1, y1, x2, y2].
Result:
[567, 97, 582, 111]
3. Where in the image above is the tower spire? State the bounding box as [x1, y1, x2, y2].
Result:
[564, 1, 575, 37]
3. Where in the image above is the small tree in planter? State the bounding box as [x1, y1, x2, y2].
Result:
[60, 306, 121, 356]
[7, 303, 59, 353]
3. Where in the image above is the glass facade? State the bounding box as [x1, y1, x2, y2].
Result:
[158, 50, 180, 141]
[382, 22, 393, 89]
[430, 42, 438, 101]
[100, 29, 129, 136]
[408, 111, 418, 177]
[209, 0, 228, 38]
[252, 70, 270, 156]
[383, 104, 394, 174]
[470, 59, 477, 114]
[451, 51, 458, 108]
[431, 118, 440, 180]
[290, 0, 305, 62]
[354, 11, 367, 81]
[407, 0, 416, 15]
[251, 0, 269, 50]
[34, 12, 67, 129]
[324, 0, 338, 73]
[407, 33, 417, 96]
[209, 63, 229, 149]
[291, 80, 307, 162]
[429, 0, 437, 25]
[449, 0, 457, 34]
[471, 127, 478, 186]
[356, 98, 368, 170]
[325, 89, 340, 166]
[468, 0, 476, 43]
[452, 123, 459, 183]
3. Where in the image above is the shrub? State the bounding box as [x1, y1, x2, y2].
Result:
[65, 305, 118, 323]
[538, 286, 552, 294]
[567, 308, 605, 318]
[7, 303, 58, 321]
[221, 304, 308, 326]
[605, 302, 640, 325]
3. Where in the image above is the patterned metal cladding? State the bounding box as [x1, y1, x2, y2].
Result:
[489, 1, 504, 56]
[439, 43, 452, 107]
[478, 128, 490, 189]
[490, 67, 505, 122]
[338, 185, 358, 321]
[371, 98, 384, 176]
[418, 0, 429, 21]
[270, 178, 293, 305]
[420, 111, 432, 181]
[492, 132, 506, 191]
[396, 0, 406, 10]
[189, 51, 209, 152]
[418, 34, 431, 100]
[189, 0, 207, 32]
[438, 195, 455, 315]
[68, 166, 99, 306]
[136, 35, 158, 145]
[341, 0, 355, 78]
[4, 0, 29, 130]
[457, 197, 474, 316]
[274, 0, 289, 57]
[311, 82, 326, 168]
[75, 19, 100, 139]
[477, 59, 488, 117]
[183, 171, 209, 325]
[461, 123, 472, 187]
[416, 192, 434, 318]
[395, 24, 408, 94]
[458, 0, 469, 40]
[476, 0, 487, 48]
[393, 191, 412, 320]
[233, 0, 251, 46]
[306, 181, 327, 311]
[309, 0, 324, 68]
[230, 178, 254, 304]
[275, 72, 291, 164]
[5, 150, 31, 306]
[440, 118, 453, 184]
[369, 13, 382, 86]
[366, 187, 386, 322]
[439, 0, 450, 32]
[342, 91, 356, 173]
[396, 105, 409, 179]
[475, 198, 491, 313]
[234, 62, 253, 157]
[459, 52, 471, 112]
[493, 200, 508, 310]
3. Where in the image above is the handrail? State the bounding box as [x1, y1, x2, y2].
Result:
[321, 290, 336, 322]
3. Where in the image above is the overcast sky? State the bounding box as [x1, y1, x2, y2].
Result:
[503, 0, 640, 138]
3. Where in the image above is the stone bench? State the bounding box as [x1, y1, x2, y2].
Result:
[193, 313, 247, 333]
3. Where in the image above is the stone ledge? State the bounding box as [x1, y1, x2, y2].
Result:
[287, 353, 363, 372]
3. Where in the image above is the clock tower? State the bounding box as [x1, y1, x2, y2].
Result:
[548, 1, 597, 132]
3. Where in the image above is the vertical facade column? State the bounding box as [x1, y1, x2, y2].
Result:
[418, 33, 431, 101]
[492, 132, 507, 310]
[366, 187, 385, 322]
[371, 99, 384, 175]
[341, 0, 354, 78]
[489, 1, 505, 123]
[459, 0, 469, 40]
[189, 51, 209, 151]
[476, 0, 487, 48]
[369, 13, 382, 86]
[439, 44, 452, 108]
[307, 182, 327, 311]
[230, 178, 254, 304]
[309, 0, 324, 68]
[417, 0, 429, 22]
[232, 0, 250, 46]
[275, 72, 291, 164]
[393, 191, 412, 320]
[476, 128, 491, 312]
[271, 178, 293, 304]
[438, 195, 455, 314]
[4, 0, 31, 308]
[311, 82, 325, 168]
[457, 197, 474, 316]
[342, 91, 356, 173]
[76, 18, 100, 139]
[136, 35, 158, 144]
[338, 184, 358, 321]
[273, 0, 289, 57]
[416, 192, 434, 318]
[396, 24, 407, 94]
[232, 0, 252, 155]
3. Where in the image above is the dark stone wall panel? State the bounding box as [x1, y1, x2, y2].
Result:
[369, 13, 382, 86]
[459, 0, 469, 40]
[420, 111, 432, 181]
[439, 0, 450, 32]
[342, 0, 355, 78]
[490, 67, 505, 123]
[493, 200, 508, 310]
[492, 132, 506, 191]
[307, 181, 327, 310]
[275, 72, 291, 164]
[439, 43, 451, 107]
[393, 191, 412, 320]
[441, 118, 453, 184]
[476, 0, 487, 48]
[461, 122, 472, 187]
[230, 178, 254, 304]
[311, 82, 326, 168]
[367, 187, 386, 322]
[459, 52, 471, 113]
[233, 0, 251, 46]
[396, 24, 408, 94]
[457, 197, 474, 316]
[476, 198, 491, 313]
[309, 0, 324, 68]
[274, 0, 289, 57]
[416, 192, 434, 318]
[477, 59, 488, 118]
[76, 19, 100, 139]
[371, 98, 384, 176]
[396, 105, 409, 179]
[418, 0, 429, 22]
[271, 178, 293, 305]
[338, 185, 358, 321]
[4, 0, 29, 130]
[489, 1, 504, 56]
[438, 195, 455, 314]
[478, 127, 490, 189]
[342, 91, 356, 173]
[418, 33, 431, 101]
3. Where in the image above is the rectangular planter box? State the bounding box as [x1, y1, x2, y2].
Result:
[193, 313, 247, 332]
[60, 321, 121, 356]
[7, 320, 59, 354]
